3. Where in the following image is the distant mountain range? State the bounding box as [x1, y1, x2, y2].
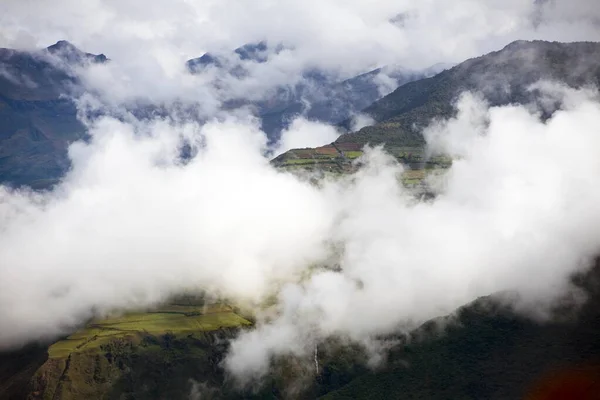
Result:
[0, 41, 437, 188]
[273, 40, 600, 179]
[335, 40, 600, 148]
[2, 40, 599, 189]
[186, 41, 275, 72]
[0, 41, 107, 188]
[186, 41, 445, 137]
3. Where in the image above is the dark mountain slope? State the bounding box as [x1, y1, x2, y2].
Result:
[0, 40, 106, 101]
[3, 262, 599, 399]
[322, 260, 600, 400]
[0, 41, 106, 188]
[336, 40, 600, 147]
[258, 65, 427, 139]
[0, 40, 433, 188]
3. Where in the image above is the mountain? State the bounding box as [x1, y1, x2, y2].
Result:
[0, 40, 107, 101]
[259, 64, 432, 137]
[273, 40, 600, 184]
[186, 42, 440, 139]
[46, 40, 108, 66]
[336, 40, 600, 148]
[322, 261, 600, 400]
[0, 41, 106, 188]
[186, 41, 273, 72]
[0, 298, 370, 399]
[0, 40, 429, 188]
[2, 261, 599, 399]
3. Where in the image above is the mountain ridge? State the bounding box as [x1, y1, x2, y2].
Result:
[0, 41, 430, 188]
[0, 41, 109, 188]
[334, 39, 600, 148]
[186, 41, 439, 138]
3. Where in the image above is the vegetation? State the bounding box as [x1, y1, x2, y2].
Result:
[272, 144, 451, 190]
[1, 303, 249, 400]
[321, 262, 600, 400]
[337, 40, 600, 148]
[0, 300, 375, 399]
[3, 262, 600, 399]
[46, 305, 251, 359]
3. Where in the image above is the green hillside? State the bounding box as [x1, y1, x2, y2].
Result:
[336, 40, 600, 148]
[273, 40, 600, 187]
[271, 142, 451, 189]
[0, 302, 252, 400]
[2, 260, 600, 400]
[0, 302, 373, 399]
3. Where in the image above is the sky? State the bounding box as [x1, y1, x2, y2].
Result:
[3, 0, 600, 112]
[2, 0, 600, 85]
[1, 0, 600, 385]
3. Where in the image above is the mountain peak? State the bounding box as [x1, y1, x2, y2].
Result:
[501, 39, 534, 50]
[46, 40, 78, 53]
[186, 41, 283, 73]
[45, 40, 108, 65]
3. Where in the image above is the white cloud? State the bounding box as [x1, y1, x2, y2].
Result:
[0, 116, 335, 349]
[349, 114, 375, 132]
[1, 0, 600, 106]
[274, 118, 340, 155]
[226, 86, 600, 379]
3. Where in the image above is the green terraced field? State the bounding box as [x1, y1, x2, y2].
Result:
[47, 304, 251, 359]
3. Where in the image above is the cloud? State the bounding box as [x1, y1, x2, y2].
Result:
[225, 85, 600, 379]
[0, 81, 598, 380]
[2, 0, 600, 106]
[349, 114, 375, 132]
[0, 115, 335, 349]
[274, 118, 340, 155]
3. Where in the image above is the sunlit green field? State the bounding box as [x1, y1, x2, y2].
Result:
[48, 304, 251, 358]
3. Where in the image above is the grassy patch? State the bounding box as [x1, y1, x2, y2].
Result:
[47, 305, 251, 359]
[48, 339, 89, 358]
[344, 151, 363, 159]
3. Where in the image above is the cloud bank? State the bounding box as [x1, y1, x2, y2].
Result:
[0, 84, 599, 378]
[274, 118, 341, 155]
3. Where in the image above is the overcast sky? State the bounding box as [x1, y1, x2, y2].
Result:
[2, 0, 600, 76]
